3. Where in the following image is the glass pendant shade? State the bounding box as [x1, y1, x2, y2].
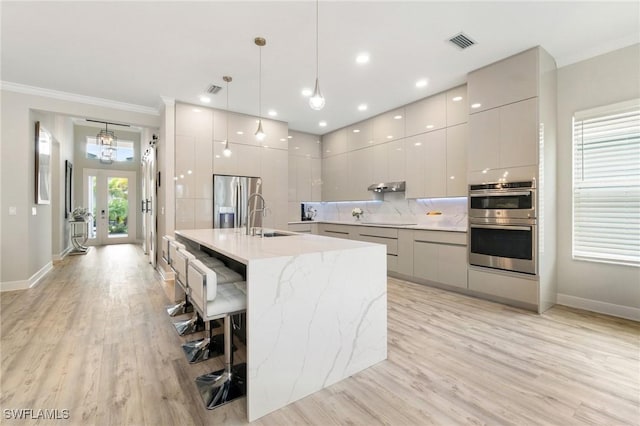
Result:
[255, 119, 266, 141]
[309, 77, 325, 110]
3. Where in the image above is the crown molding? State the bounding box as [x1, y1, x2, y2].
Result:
[160, 96, 176, 107]
[0, 81, 160, 116]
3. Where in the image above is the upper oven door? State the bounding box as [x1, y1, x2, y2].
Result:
[469, 187, 536, 219]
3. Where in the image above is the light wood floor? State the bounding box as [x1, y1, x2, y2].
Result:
[1, 244, 638, 425]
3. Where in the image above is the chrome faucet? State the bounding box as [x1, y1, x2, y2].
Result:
[246, 193, 266, 236]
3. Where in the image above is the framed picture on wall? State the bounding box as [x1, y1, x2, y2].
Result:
[34, 121, 52, 205]
[65, 160, 73, 218]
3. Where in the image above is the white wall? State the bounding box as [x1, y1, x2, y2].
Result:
[0, 88, 159, 288]
[556, 43, 640, 318]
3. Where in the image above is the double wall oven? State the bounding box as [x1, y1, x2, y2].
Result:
[468, 181, 537, 275]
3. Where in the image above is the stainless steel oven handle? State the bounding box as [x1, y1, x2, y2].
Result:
[470, 224, 532, 231]
[470, 191, 532, 197]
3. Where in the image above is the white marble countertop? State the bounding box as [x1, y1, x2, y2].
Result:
[288, 220, 467, 233]
[175, 228, 379, 265]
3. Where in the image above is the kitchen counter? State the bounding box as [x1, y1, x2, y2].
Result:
[175, 228, 387, 421]
[288, 220, 467, 233]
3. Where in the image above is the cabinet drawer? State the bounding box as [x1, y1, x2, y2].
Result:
[357, 226, 398, 239]
[288, 223, 312, 233]
[468, 268, 537, 304]
[413, 230, 467, 245]
[319, 224, 352, 239]
[357, 235, 398, 255]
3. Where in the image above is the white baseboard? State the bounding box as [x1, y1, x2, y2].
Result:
[557, 293, 640, 322]
[52, 246, 71, 262]
[0, 261, 53, 292]
[0, 279, 29, 292]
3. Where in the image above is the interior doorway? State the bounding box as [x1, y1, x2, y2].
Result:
[83, 169, 137, 245]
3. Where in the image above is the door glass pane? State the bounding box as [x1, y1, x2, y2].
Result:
[87, 175, 97, 239]
[108, 177, 129, 238]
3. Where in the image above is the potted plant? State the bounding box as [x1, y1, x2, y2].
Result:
[352, 207, 363, 221]
[71, 207, 92, 221]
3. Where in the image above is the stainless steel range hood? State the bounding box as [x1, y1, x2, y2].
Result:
[367, 181, 406, 193]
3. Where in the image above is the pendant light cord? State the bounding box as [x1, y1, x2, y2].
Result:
[315, 0, 319, 78]
[226, 79, 229, 143]
[259, 45, 262, 119]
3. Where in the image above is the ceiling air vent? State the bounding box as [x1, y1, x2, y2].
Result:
[207, 84, 223, 94]
[448, 33, 476, 50]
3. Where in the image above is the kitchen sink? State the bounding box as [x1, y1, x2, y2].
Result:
[261, 231, 293, 238]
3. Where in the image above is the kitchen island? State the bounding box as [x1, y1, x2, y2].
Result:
[175, 228, 388, 422]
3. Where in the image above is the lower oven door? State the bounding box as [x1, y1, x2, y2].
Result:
[469, 221, 537, 275]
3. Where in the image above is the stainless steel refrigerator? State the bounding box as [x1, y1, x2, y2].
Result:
[213, 174, 263, 229]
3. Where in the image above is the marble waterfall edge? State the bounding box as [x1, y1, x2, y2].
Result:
[246, 245, 387, 421]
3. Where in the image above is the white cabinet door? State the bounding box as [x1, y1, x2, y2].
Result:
[372, 143, 388, 183]
[288, 153, 297, 202]
[424, 129, 447, 198]
[372, 108, 405, 144]
[226, 112, 260, 145]
[413, 241, 439, 282]
[311, 158, 322, 201]
[404, 134, 426, 198]
[405, 93, 446, 137]
[234, 144, 261, 177]
[322, 128, 348, 157]
[446, 85, 468, 126]
[437, 244, 467, 288]
[468, 108, 500, 172]
[296, 156, 312, 202]
[347, 120, 374, 151]
[499, 97, 538, 168]
[262, 120, 288, 149]
[446, 123, 468, 197]
[347, 148, 373, 200]
[322, 153, 348, 201]
[467, 47, 538, 113]
[261, 148, 288, 229]
[387, 139, 406, 182]
[212, 140, 237, 175]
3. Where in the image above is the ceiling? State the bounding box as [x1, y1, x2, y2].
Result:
[2, 1, 639, 135]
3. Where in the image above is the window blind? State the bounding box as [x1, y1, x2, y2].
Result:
[573, 101, 640, 266]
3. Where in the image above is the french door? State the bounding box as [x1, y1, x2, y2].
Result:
[83, 169, 137, 245]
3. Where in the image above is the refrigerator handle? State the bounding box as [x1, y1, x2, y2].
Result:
[236, 183, 241, 228]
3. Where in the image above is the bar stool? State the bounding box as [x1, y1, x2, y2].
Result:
[187, 259, 247, 409]
[181, 257, 243, 363]
[166, 239, 194, 317]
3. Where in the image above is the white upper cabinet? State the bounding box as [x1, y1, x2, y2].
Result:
[347, 120, 374, 151]
[468, 98, 538, 173]
[288, 131, 321, 158]
[446, 123, 468, 197]
[387, 139, 406, 182]
[288, 130, 322, 202]
[322, 128, 348, 158]
[404, 134, 426, 198]
[405, 93, 446, 137]
[423, 129, 447, 198]
[322, 153, 348, 201]
[372, 143, 388, 183]
[446, 85, 469, 126]
[176, 104, 213, 140]
[347, 148, 374, 200]
[261, 120, 289, 150]
[467, 47, 538, 113]
[372, 108, 405, 144]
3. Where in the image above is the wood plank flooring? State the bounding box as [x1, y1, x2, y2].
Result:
[1, 244, 638, 425]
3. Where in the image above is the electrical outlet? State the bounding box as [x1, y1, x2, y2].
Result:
[9, 206, 17, 216]
[32, 207, 37, 215]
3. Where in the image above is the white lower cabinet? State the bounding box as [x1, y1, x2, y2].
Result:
[412, 230, 468, 289]
[288, 223, 318, 234]
[468, 268, 537, 305]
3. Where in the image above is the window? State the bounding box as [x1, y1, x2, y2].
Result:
[86, 137, 135, 162]
[573, 99, 640, 266]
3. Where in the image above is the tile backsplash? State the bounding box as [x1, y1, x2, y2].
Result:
[299, 193, 467, 228]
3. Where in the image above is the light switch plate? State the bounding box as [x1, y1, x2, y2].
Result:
[32, 207, 37, 215]
[9, 206, 17, 215]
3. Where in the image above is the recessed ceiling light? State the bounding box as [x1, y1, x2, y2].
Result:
[319, 121, 327, 127]
[353, 129, 361, 133]
[356, 53, 370, 64]
[215, 155, 220, 159]
[386, 135, 393, 139]
[415, 79, 428, 88]
[200, 95, 211, 103]
[471, 103, 482, 109]
[192, 108, 201, 113]
[393, 115, 403, 120]
[449, 176, 456, 180]
[426, 124, 434, 129]
[236, 131, 244, 135]
[263, 145, 269, 148]
[302, 88, 312, 97]
[287, 135, 293, 139]
[268, 110, 277, 117]
[187, 170, 192, 175]
[414, 142, 422, 146]
[280, 138, 286, 142]
[358, 104, 368, 111]
[452, 96, 463, 102]
[294, 146, 300, 150]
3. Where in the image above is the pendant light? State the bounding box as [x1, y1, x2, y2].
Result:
[223, 75, 232, 157]
[254, 37, 267, 141]
[309, 0, 325, 110]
